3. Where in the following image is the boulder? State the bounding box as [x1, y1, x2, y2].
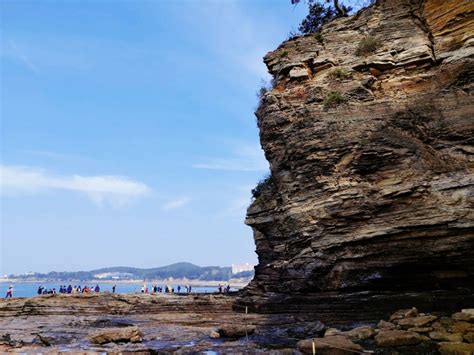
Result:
[324, 328, 341, 336]
[344, 326, 375, 340]
[448, 321, 474, 334]
[89, 326, 142, 345]
[432, 321, 448, 331]
[286, 321, 326, 339]
[377, 320, 396, 330]
[407, 327, 433, 333]
[452, 312, 472, 322]
[462, 309, 474, 317]
[375, 330, 423, 347]
[397, 315, 437, 329]
[297, 335, 363, 355]
[428, 331, 464, 343]
[217, 324, 256, 338]
[389, 308, 419, 322]
[438, 342, 474, 355]
[209, 330, 220, 339]
[464, 332, 474, 343]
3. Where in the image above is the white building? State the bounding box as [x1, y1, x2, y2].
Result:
[232, 263, 255, 274]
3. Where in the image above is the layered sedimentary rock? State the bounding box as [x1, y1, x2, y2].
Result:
[237, 0, 474, 321]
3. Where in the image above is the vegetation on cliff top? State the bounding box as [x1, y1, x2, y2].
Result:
[292, 0, 375, 35]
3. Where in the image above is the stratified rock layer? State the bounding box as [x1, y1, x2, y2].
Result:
[237, 0, 474, 321]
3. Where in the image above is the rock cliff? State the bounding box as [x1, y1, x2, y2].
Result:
[237, 0, 474, 322]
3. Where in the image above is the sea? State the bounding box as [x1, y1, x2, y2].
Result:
[0, 282, 236, 298]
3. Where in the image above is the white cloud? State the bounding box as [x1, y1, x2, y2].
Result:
[0, 165, 150, 207]
[192, 143, 268, 172]
[161, 197, 190, 212]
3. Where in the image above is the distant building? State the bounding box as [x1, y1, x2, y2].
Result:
[232, 263, 255, 274]
[93, 272, 134, 279]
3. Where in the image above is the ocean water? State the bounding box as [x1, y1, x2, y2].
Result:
[0, 282, 236, 298]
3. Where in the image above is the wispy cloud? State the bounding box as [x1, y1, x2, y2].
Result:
[6, 39, 39, 74]
[0, 165, 150, 207]
[193, 143, 268, 172]
[161, 197, 190, 212]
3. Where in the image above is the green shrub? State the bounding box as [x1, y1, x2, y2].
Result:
[256, 79, 272, 100]
[286, 30, 300, 41]
[281, 50, 289, 57]
[328, 68, 352, 80]
[355, 36, 378, 56]
[323, 91, 346, 108]
[257, 86, 268, 100]
[251, 174, 274, 199]
[314, 32, 324, 44]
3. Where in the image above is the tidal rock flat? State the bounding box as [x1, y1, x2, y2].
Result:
[1, 294, 474, 354]
[237, 0, 474, 320]
[0, 293, 279, 353]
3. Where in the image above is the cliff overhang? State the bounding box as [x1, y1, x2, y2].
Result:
[236, 0, 474, 322]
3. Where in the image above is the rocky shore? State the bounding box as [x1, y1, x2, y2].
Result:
[1, 294, 474, 354]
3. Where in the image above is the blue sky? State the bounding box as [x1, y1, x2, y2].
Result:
[0, 0, 313, 275]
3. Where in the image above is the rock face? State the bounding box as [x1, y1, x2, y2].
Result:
[237, 0, 474, 321]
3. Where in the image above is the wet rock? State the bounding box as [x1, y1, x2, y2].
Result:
[464, 332, 474, 343]
[438, 342, 474, 355]
[407, 326, 433, 333]
[448, 321, 474, 334]
[462, 309, 474, 317]
[297, 335, 363, 354]
[377, 320, 396, 330]
[324, 328, 341, 336]
[286, 321, 326, 339]
[375, 330, 423, 347]
[429, 331, 464, 343]
[89, 326, 142, 344]
[36, 334, 52, 347]
[432, 321, 448, 331]
[0, 334, 23, 348]
[343, 326, 375, 340]
[217, 324, 256, 339]
[397, 315, 437, 329]
[452, 312, 473, 322]
[389, 308, 419, 322]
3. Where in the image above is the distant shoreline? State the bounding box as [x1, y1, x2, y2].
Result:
[0, 278, 250, 288]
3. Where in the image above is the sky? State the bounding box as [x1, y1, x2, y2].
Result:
[0, 0, 313, 275]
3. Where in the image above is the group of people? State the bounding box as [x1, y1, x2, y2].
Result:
[217, 284, 231, 293]
[5, 283, 234, 299]
[37, 284, 110, 295]
[141, 284, 192, 294]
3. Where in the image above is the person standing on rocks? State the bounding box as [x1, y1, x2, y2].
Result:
[112, 285, 116, 293]
[5, 285, 13, 298]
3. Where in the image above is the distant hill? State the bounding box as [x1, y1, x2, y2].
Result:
[9, 262, 254, 282]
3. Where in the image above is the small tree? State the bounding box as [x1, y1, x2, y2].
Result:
[292, 0, 375, 34]
[298, 2, 338, 35]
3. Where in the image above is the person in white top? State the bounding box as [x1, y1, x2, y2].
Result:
[5, 285, 13, 299]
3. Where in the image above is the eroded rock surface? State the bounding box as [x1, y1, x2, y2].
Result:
[237, 0, 474, 321]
